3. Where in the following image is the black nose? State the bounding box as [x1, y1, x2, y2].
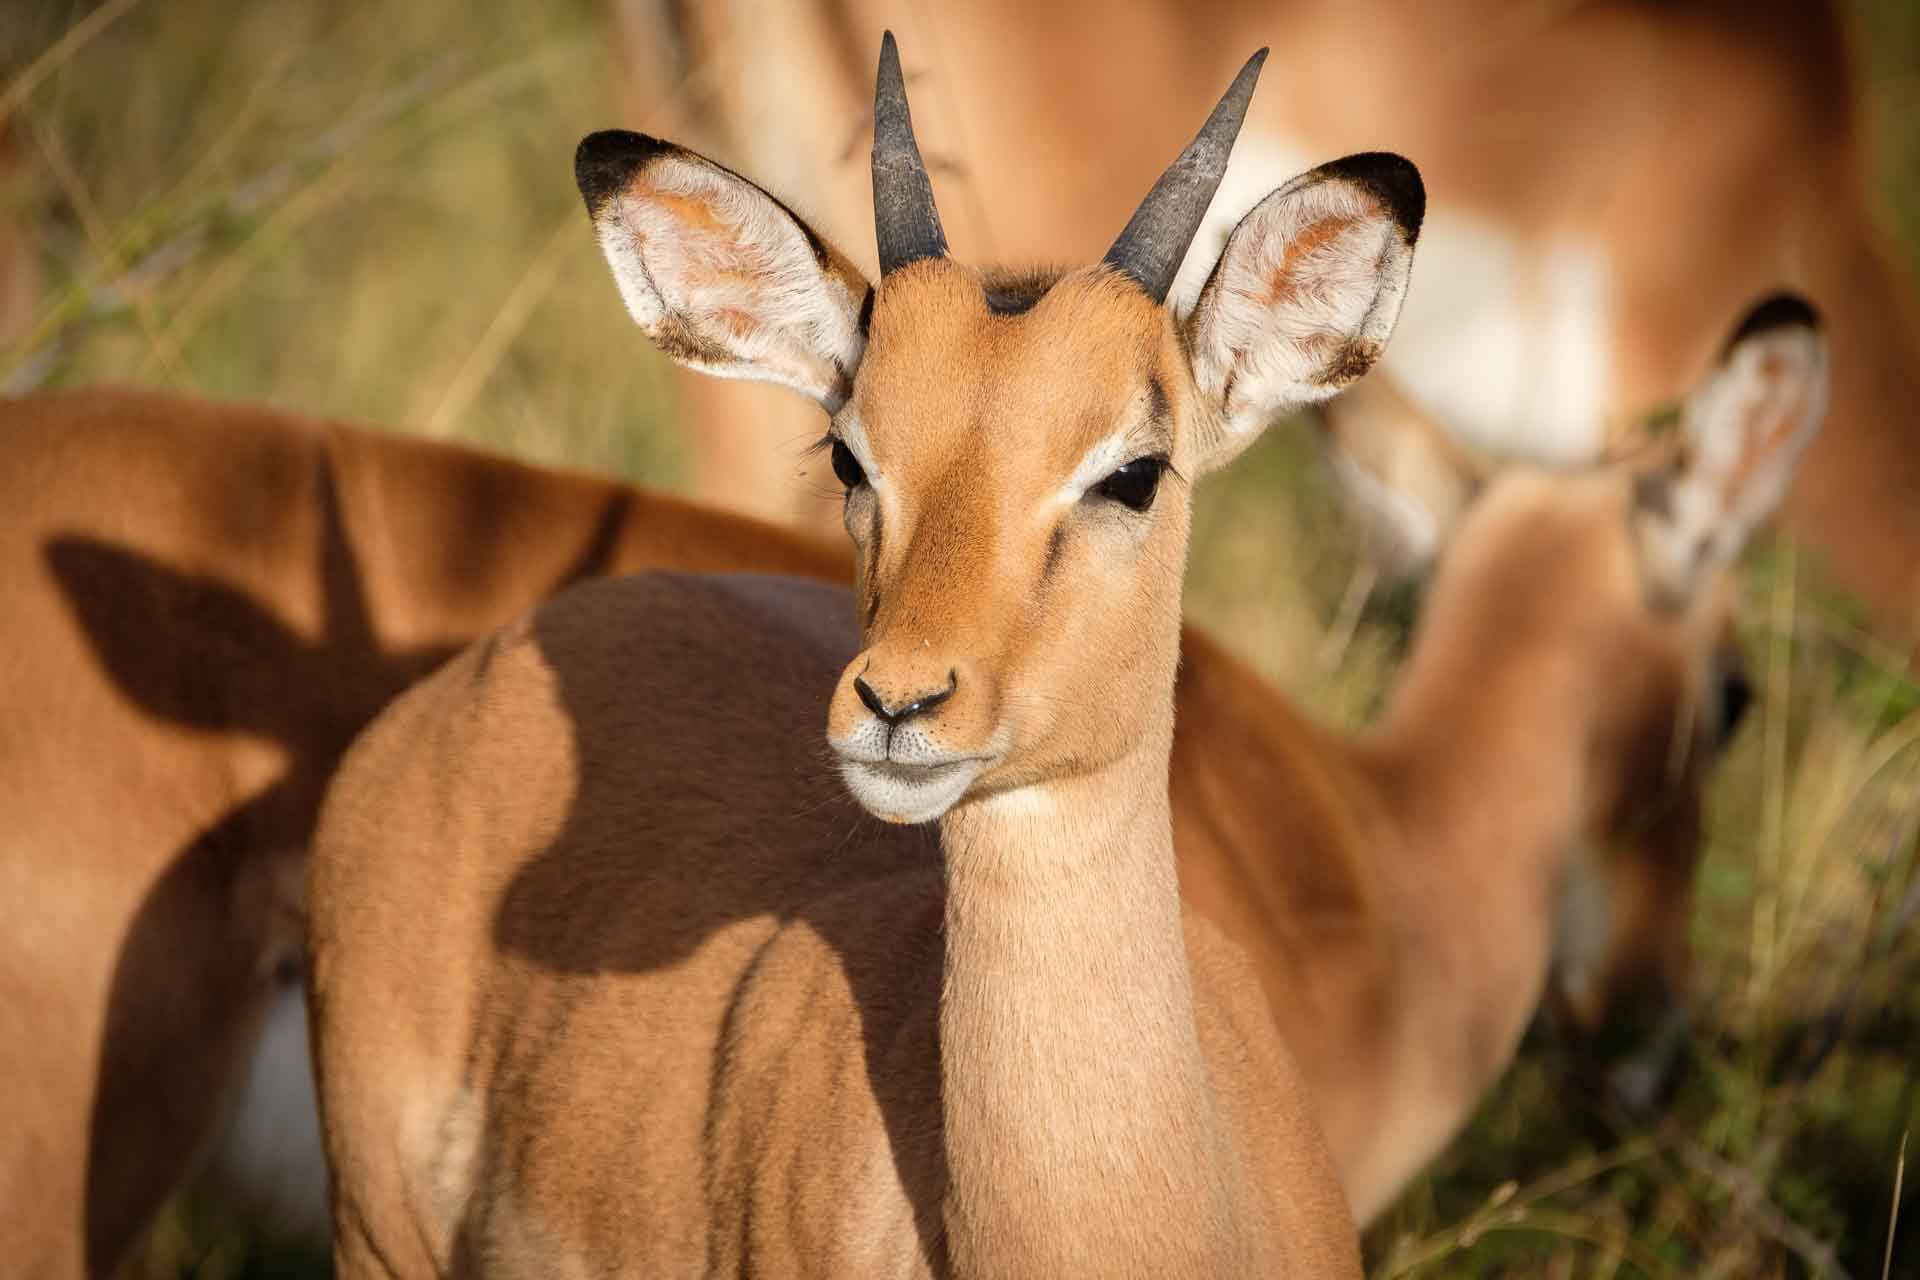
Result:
[854, 670, 957, 726]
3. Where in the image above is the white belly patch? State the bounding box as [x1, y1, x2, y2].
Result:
[1385, 213, 1613, 463]
[203, 983, 331, 1246]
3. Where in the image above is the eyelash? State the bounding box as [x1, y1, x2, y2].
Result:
[810, 433, 869, 491]
[1090, 454, 1170, 512]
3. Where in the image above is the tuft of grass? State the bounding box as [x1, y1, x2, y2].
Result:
[1, 2, 1914, 1277]
[2, 0, 687, 483]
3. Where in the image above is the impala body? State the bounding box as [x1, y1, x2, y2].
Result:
[616, 0, 1919, 638]
[309, 37, 1423, 1278]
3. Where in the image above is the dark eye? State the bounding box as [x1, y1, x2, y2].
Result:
[1092, 456, 1166, 513]
[830, 438, 867, 490]
[1715, 665, 1754, 748]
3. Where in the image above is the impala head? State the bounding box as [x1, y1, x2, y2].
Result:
[577, 35, 1423, 823]
[1337, 294, 1825, 1097]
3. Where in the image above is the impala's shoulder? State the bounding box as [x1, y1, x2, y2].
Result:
[513, 569, 860, 683]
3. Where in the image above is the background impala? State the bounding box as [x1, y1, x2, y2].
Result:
[1, 1, 1915, 1276]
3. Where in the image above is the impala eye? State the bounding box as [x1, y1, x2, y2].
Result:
[1715, 664, 1754, 749]
[1092, 456, 1167, 512]
[830, 438, 867, 490]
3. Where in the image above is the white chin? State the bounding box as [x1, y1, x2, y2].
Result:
[838, 757, 984, 824]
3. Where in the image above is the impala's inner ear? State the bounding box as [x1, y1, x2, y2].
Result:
[1184, 152, 1424, 475]
[575, 130, 873, 411]
[1630, 292, 1827, 609]
[1319, 370, 1486, 580]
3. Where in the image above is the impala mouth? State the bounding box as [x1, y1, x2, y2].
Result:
[835, 753, 990, 825]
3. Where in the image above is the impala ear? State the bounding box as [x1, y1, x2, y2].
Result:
[1184, 152, 1423, 475]
[575, 130, 873, 412]
[1319, 371, 1486, 579]
[1630, 293, 1827, 609]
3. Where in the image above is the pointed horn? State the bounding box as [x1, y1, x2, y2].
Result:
[1103, 49, 1268, 304]
[871, 31, 948, 275]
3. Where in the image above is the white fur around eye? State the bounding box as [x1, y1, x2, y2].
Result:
[1052, 431, 1135, 508]
[831, 404, 889, 504]
[594, 153, 867, 410]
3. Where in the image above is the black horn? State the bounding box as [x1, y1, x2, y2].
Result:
[1102, 49, 1268, 304]
[871, 31, 948, 275]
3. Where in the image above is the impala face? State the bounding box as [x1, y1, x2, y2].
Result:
[577, 34, 1423, 826]
[823, 266, 1192, 822]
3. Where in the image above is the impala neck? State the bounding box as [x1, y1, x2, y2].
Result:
[1367, 636, 1591, 1101]
[936, 712, 1244, 1277]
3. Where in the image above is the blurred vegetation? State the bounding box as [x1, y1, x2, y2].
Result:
[2, 1, 1916, 1277]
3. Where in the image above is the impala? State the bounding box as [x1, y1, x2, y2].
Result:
[1176, 293, 1825, 1219]
[615, 0, 1918, 638]
[308, 37, 1420, 1277]
[0, 389, 839, 1276]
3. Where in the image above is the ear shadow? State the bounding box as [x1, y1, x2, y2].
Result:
[46, 521, 442, 1271]
[81, 786, 299, 1275]
[50, 438, 762, 1270]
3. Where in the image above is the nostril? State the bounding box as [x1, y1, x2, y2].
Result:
[854, 675, 895, 724]
[854, 669, 958, 727]
[895, 669, 958, 724]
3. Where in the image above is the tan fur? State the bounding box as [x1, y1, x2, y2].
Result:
[621, 0, 1920, 641]
[0, 388, 842, 1278]
[309, 85, 1426, 1272]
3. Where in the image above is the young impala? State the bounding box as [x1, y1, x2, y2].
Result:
[308, 36, 1422, 1277]
[615, 0, 1917, 640]
[1175, 293, 1825, 1219]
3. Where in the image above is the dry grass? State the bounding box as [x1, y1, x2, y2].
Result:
[3, 1, 1915, 1276]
